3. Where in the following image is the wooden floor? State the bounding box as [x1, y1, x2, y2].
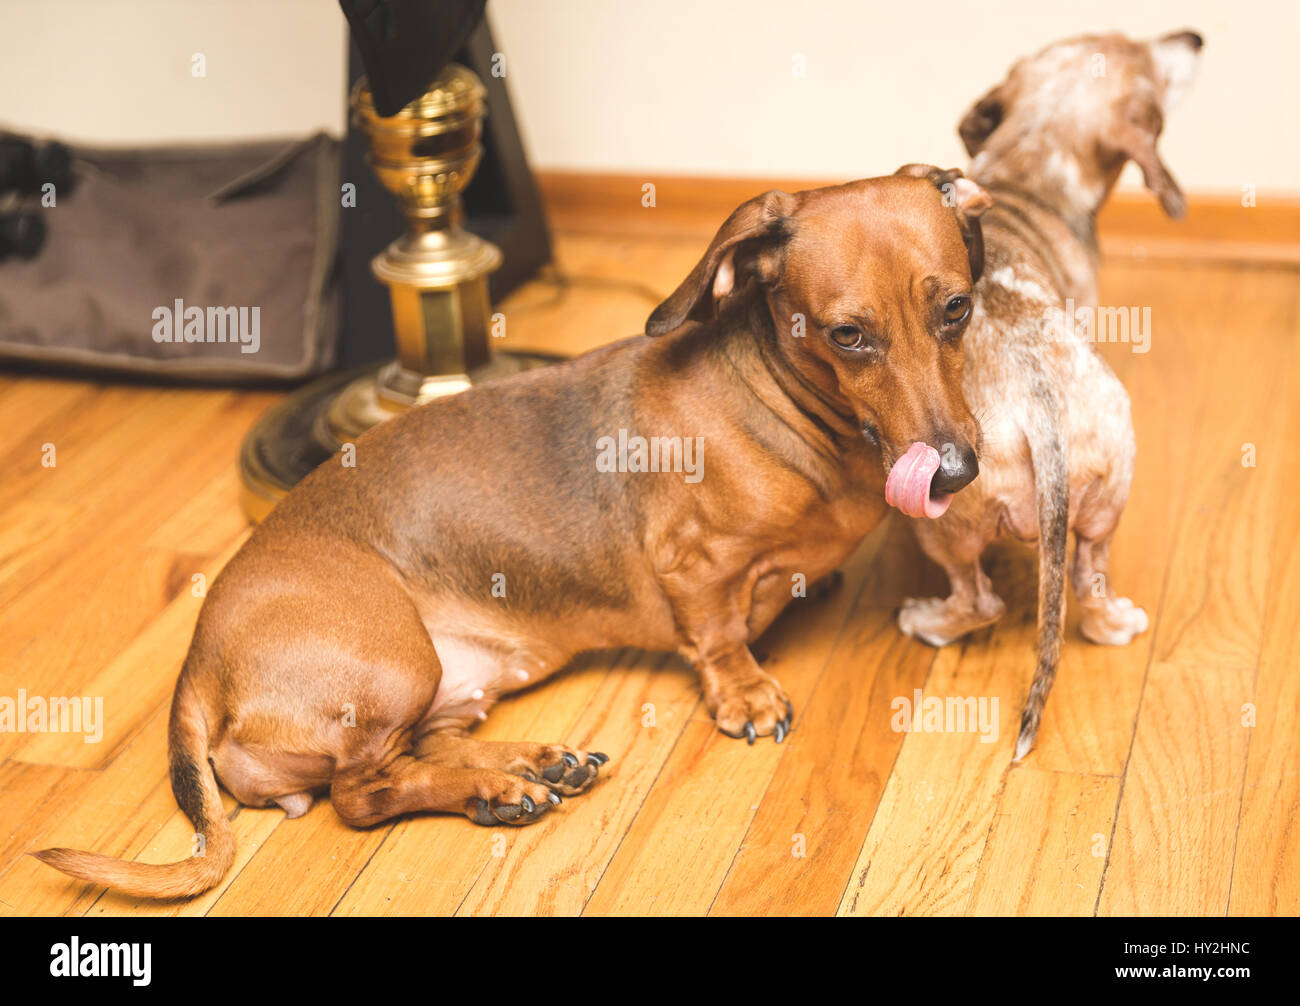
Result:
[1, 197, 1298, 916]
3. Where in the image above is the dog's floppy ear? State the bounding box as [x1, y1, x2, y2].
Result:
[646, 190, 797, 337]
[1108, 97, 1186, 219]
[958, 83, 1007, 157]
[895, 164, 994, 282]
[1150, 29, 1203, 113]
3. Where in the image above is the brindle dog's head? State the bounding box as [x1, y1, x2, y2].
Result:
[959, 30, 1203, 218]
[646, 169, 992, 514]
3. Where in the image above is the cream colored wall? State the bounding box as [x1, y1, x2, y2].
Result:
[1, 1, 1294, 196]
[488, 0, 1299, 196]
[0, 0, 348, 143]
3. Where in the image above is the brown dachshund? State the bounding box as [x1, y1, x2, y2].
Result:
[35, 167, 990, 898]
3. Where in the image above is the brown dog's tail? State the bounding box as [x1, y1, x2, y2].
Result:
[1014, 396, 1070, 761]
[31, 671, 234, 899]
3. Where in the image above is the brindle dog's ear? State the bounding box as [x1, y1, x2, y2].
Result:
[646, 190, 797, 337]
[958, 84, 1008, 156]
[895, 164, 994, 282]
[1108, 97, 1186, 219]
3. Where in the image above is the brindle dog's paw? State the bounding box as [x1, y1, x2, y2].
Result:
[509, 745, 609, 796]
[1080, 596, 1149, 646]
[466, 776, 560, 826]
[898, 596, 963, 647]
[710, 673, 793, 745]
[898, 592, 1005, 647]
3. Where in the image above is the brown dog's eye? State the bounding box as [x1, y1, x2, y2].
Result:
[943, 295, 972, 325]
[829, 325, 865, 350]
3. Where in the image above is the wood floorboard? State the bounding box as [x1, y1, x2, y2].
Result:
[1, 212, 1295, 916]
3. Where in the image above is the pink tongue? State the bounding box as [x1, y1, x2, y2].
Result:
[885, 442, 952, 519]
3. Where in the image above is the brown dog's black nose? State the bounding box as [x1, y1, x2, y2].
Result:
[930, 443, 979, 495]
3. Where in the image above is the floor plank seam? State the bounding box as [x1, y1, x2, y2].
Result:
[963, 731, 1017, 917]
[1223, 706, 1259, 918]
[202, 810, 287, 918]
[833, 643, 943, 917]
[328, 821, 400, 917]
[1092, 510, 1184, 918]
[1222, 377, 1300, 916]
[704, 560, 875, 916]
[578, 693, 704, 917]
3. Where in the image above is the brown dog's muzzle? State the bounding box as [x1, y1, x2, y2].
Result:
[931, 441, 979, 495]
[884, 437, 979, 519]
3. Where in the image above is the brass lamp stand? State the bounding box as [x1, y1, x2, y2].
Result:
[239, 64, 555, 521]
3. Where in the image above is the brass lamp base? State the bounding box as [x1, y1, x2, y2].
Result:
[239, 62, 554, 523]
[239, 349, 561, 523]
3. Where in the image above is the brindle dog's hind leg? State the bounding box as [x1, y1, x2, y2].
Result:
[898, 520, 1004, 646]
[1071, 530, 1149, 645]
[1069, 479, 1148, 646]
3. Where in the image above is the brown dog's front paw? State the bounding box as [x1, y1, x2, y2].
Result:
[466, 774, 562, 826]
[708, 673, 793, 745]
[508, 745, 608, 796]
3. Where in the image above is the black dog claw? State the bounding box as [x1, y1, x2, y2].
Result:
[561, 752, 579, 767]
[521, 794, 536, 814]
[547, 791, 562, 805]
[587, 752, 609, 766]
[744, 722, 757, 745]
[774, 704, 792, 742]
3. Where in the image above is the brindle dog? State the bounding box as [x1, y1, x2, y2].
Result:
[892, 31, 1203, 758]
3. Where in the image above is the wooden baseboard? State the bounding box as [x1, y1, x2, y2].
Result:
[537, 171, 1300, 266]
[1094, 193, 1300, 265]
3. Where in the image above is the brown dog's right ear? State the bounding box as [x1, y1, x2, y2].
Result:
[895, 164, 994, 282]
[958, 83, 1008, 157]
[646, 190, 797, 337]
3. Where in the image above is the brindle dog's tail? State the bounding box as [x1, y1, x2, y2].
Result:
[1014, 390, 1070, 761]
[32, 669, 234, 899]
